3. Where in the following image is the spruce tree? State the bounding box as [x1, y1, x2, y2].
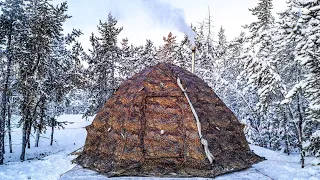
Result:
[275, 0, 305, 155]
[0, 0, 27, 164]
[172, 35, 192, 70]
[160, 32, 178, 63]
[85, 13, 123, 117]
[217, 26, 228, 59]
[17, 0, 81, 161]
[141, 39, 158, 68]
[241, 0, 284, 148]
[291, 0, 320, 165]
[194, 21, 215, 84]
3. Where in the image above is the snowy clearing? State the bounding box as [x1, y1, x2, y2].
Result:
[60, 145, 320, 180]
[0, 115, 319, 180]
[0, 114, 94, 180]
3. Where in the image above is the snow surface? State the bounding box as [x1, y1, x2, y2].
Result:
[0, 115, 319, 180]
[0, 114, 94, 180]
[60, 145, 320, 180]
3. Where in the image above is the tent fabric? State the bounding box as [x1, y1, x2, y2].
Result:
[75, 63, 263, 178]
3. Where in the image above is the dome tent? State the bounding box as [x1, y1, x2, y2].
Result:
[75, 63, 263, 178]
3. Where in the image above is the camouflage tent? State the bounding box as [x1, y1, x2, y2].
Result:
[75, 63, 263, 178]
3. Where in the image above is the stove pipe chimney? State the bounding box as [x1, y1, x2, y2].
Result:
[191, 46, 196, 73]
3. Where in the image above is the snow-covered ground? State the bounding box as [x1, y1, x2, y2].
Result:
[0, 115, 319, 180]
[0, 114, 94, 180]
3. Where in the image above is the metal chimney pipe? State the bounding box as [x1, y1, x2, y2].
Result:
[191, 46, 196, 73]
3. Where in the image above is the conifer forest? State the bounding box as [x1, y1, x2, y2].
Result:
[0, 0, 319, 178]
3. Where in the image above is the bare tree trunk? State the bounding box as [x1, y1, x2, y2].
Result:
[282, 107, 290, 155]
[20, 103, 32, 162]
[267, 121, 271, 148]
[50, 118, 54, 146]
[297, 93, 305, 168]
[2, 137, 4, 154]
[0, 31, 13, 164]
[7, 103, 12, 153]
[27, 125, 31, 149]
[35, 98, 45, 147]
[20, 115, 28, 162]
[50, 126, 54, 146]
[35, 128, 40, 147]
[35, 116, 41, 148]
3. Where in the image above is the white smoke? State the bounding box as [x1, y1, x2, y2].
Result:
[107, 0, 196, 45]
[141, 0, 195, 45]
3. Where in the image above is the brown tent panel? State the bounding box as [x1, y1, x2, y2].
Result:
[75, 63, 263, 178]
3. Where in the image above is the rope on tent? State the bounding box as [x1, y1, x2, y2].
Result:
[177, 77, 214, 164]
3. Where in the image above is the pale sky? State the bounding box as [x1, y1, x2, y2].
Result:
[56, 0, 288, 51]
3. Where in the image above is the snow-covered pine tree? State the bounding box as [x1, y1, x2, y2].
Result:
[287, 0, 320, 163]
[245, 0, 275, 43]
[119, 38, 132, 80]
[64, 89, 90, 114]
[160, 32, 178, 63]
[221, 32, 248, 116]
[84, 13, 123, 117]
[213, 31, 255, 133]
[194, 20, 215, 85]
[274, 0, 306, 155]
[213, 26, 229, 97]
[141, 39, 158, 68]
[306, 131, 320, 158]
[34, 28, 83, 148]
[271, 0, 320, 167]
[243, 0, 278, 111]
[241, 0, 286, 148]
[217, 26, 228, 59]
[17, 0, 81, 161]
[130, 45, 144, 76]
[0, 0, 27, 164]
[204, 7, 214, 55]
[172, 35, 192, 70]
[159, 32, 191, 70]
